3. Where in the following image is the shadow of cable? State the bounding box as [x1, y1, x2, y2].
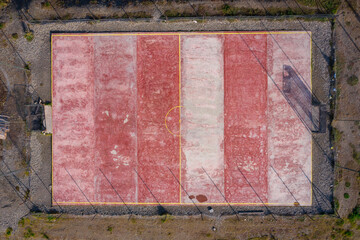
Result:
[344, 0, 360, 23]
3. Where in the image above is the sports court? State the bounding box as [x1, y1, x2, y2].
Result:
[51, 32, 312, 206]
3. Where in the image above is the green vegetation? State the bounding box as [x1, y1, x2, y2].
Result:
[24, 189, 30, 200]
[221, 5, 264, 16]
[47, 215, 56, 222]
[160, 214, 172, 223]
[220, 4, 316, 16]
[350, 143, 360, 164]
[333, 227, 344, 234]
[25, 62, 31, 70]
[335, 53, 345, 77]
[107, 226, 113, 233]
[344, 193, 350, 199]
[24, 32, 34, 42]
[333, 197, 339, 210]
[347, 75, 359, 86]
[297, 0, 341, 14]
[332, 127, 342, 143]
[0, 22, 5, 29]
[343, 229, 353, 237]
[0, 0, 9, 9]
[335, 219, 344, 226]
[221, 4, 240, 16]
[345, 182, 351, 187]
[5, 227, 13, 237]
[18, 218, 25, 227]
[41, 1, 51, 9]
[24, 227, 35, 238]
[42, 233, 49, 239]
[11, 33, 18, 40]
[164, 10, 193, 17]
[348, 205, 360, 223]
[248, 236, 273, 240]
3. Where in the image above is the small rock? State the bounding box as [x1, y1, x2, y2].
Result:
[207, 206, 214, 213]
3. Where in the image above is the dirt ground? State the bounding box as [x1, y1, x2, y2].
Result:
[331, 0, 360, 220]
[6, 213, 358, 240]
[0, 0, 359, 239]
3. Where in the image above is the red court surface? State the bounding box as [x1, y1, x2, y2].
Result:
[51, 32, 312, 206]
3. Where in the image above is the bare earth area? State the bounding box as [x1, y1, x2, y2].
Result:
[6, 214, 350, 240]
[331, 0, 360, 221]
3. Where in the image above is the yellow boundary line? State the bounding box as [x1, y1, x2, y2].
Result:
[51, 34, 54, 206]
[51, 31, 313, 206]
[56, 201, 312, 206]
[164, 106, 182, 136]
[178, 35, 182, 204]
[310, 31, 313, 206]
[52, 31, 308, 37]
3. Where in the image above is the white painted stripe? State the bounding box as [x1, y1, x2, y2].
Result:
[266, 34, 312, 205]
[181, 35, 225, 203]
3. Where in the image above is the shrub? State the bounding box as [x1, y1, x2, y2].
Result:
[348, 205, 360, 223]
[11, 33, 18, 39]
[18, 218, 25, 227]
[344, 193, 350, 199]
[333, 197, 339, 210]
[25, 62, 31, 70]
[47, 215, 56, 222]
[345, 182, 351, 187]
[347, 75, 359, 86]
[335, 219, 344, 226]
[221, 4, 239, 16]
[42, 233, 49, 239]
[296, 0, 340, 14]
[350, 143, 360, 164]
[5, 227, 12, 236]
[0, 0, 10, 9]
[24, 32, 34, 42]
[107, 226, 113, 233]
[160, 214, 172, 223]
[41, 1, 51, 8]
[24, 227, 35, 238]
[343, 230, 353, 237]
[332, 128, 342, 143]
[0, 22, 5, 29]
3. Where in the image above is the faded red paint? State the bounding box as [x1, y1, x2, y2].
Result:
[52, 32, 312, 205]
[52, 36, 95, 203]
[224, 35, 268, 203]
[136, 35, 180, 203]
[266, 34, 312, 205]
[93, 36, 138, 202]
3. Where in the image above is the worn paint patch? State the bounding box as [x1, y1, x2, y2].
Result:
[181, 35, 225, 203]
[266, 34, 312, 205]
[52, 32, 312, 205]
[224, 34, 268, 203]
